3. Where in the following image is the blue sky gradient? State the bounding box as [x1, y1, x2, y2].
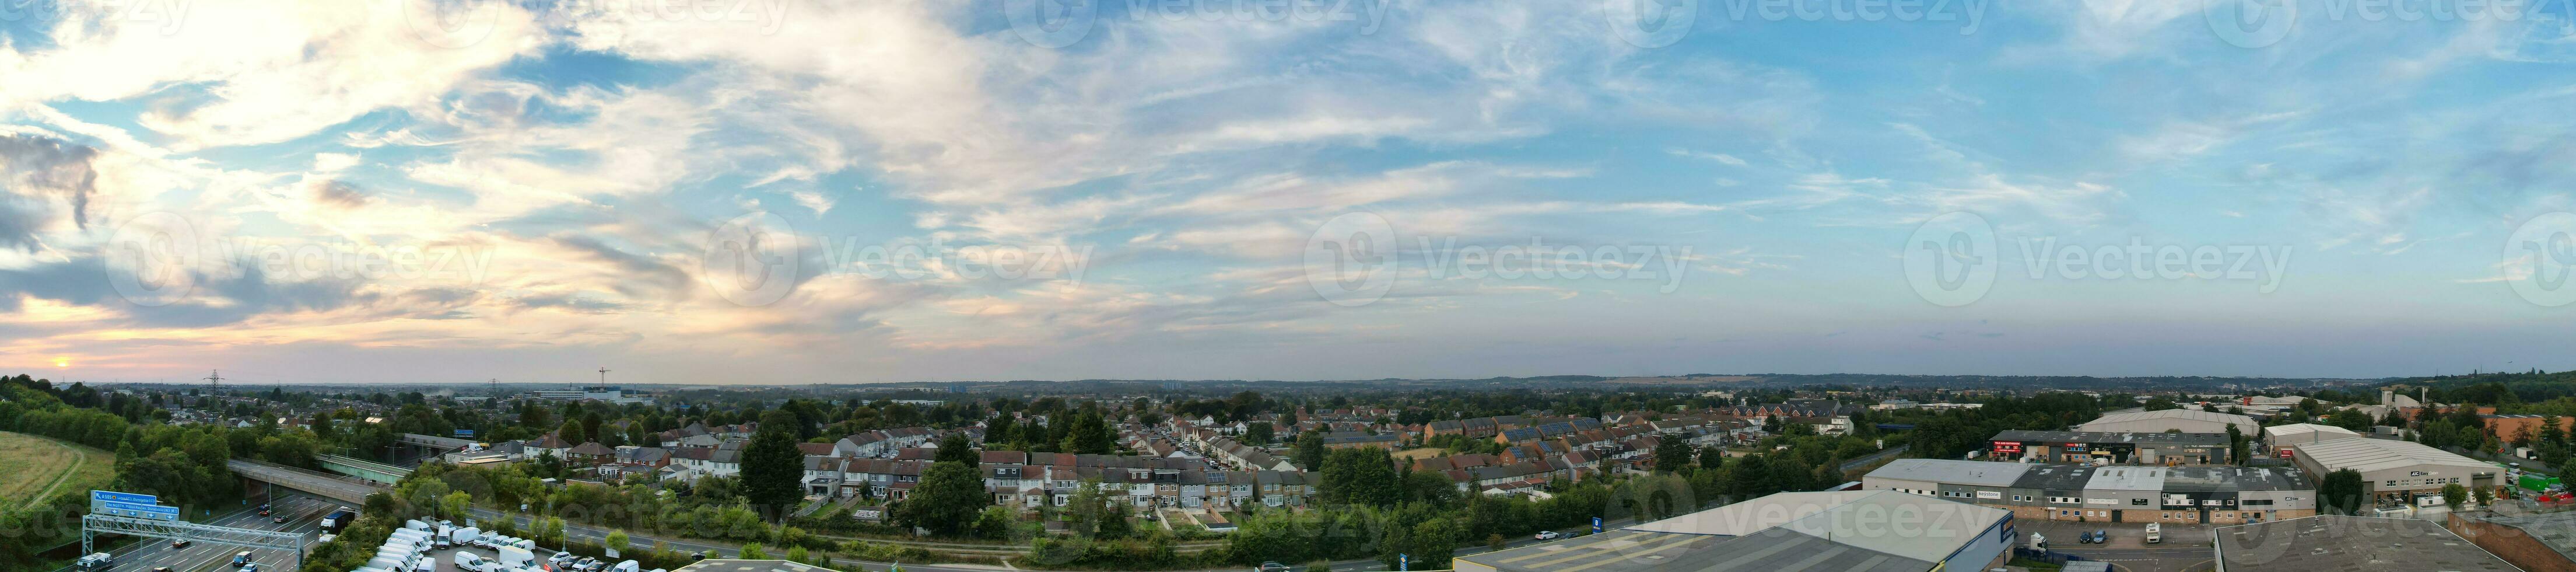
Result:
[0, 0, 2571, 384]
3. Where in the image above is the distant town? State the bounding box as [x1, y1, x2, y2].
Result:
[5, 369, 2575, 571]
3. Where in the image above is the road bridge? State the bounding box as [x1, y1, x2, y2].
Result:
[317, 454, 413, 484]
[226, 458, 387, 504]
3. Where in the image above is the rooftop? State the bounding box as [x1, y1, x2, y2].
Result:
[1867, 458, 2031, 487]
[2084, 466, 2167, 492]
[2214, 515, 2516, 571]
[2292, 438, 2491, 473]
[672, 560, 836, 572]
[1991, 429, 2231, 447]
[1465, 489, 2011, 572]
[2078, 409, 2258, 431]
[2460, 510, 2576, 568]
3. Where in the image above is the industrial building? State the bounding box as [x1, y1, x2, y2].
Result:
[2286, 438, 2504, 507]
[2214, 515, 2516, 571]
[1988, 430, 2234, 465]
[2076, 409, 2259, 435]
[2451, 509, 2576, 572]
[1452, 490, 2016, 572]
[1864, 458, 2313, 524]
[2258, 423, 2363, 459]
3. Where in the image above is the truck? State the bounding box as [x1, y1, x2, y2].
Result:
[2522, 473, 2563, 493]
[321, 507, 356, 533]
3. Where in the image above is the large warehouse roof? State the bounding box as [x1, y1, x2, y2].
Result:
[2075, 409, 2258, 434]
[2261, 423, 2360, 443]
[1866, 458, 2032, 487]
[2216, 515, 2515, 571]
[1461, 490, 2010, 572]
[2291, 438, 2486, 473]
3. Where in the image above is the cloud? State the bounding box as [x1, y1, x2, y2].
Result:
[0, 134, 101, 250]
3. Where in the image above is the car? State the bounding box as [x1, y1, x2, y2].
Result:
[549, 553, 576, 566]
[257, 510, 272, 517]
[239, 564, 258, 572]
[692, 551, 710, 560]
[152, 568, 173, 572]
[1256, 562, 1293, 572]
[1535, 531, 1561, 540]
[2094, 529, 2108, 543]
[2076, 531, 2094, 543]
[272, 516, 289, 524]
[233, 551, 254, 567]
[258, 504, 269, 511]
[576, 557, 600, 571]
[170, 539, 191, 549]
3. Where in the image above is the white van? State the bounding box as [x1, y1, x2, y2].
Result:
[2144, 522, 2162, 544]
[454, 552, 485, 571]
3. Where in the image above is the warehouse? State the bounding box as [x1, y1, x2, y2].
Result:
[2287, 438, 2504, 508]
[1989, 429, 2234, 465]
[2214, 515, 2515, 572]
[1865, 458, 2313, 524]
[2258, 423, 2362, 459]
[1453, 490, 2016, 572]
[2076, 409, 2259, 435]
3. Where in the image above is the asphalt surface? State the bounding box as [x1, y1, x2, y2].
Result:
[92, 491, 344, 572]
[227, 459, 382, 504]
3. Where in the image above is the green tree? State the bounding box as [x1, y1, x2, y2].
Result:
[1407, 517, 1461, 569]
[738, 543, 766, 560]
[2475, 485, 2496, 508]
[894, 459, 991, 537]
[2318, 469, 2367, 515]
[2442, 483, 2468, 511]
[1653, 437, 1693, 473]
[605, 529, 630, 554]
[741, 423, 805, 520]
[1319, 448, 1403, 507]
[2225, 424, 2249, 466]
[1293, 431, 1326, 470]
[2326, 409, 2375, 432]
[1245, 421, 1275, 445]
[935, 433, 978, 465]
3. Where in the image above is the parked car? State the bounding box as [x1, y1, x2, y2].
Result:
[2095, 529, 2108, 543]
[549, 553, 576, 566]
[1536, 531, 1561, 540]
[2077, 531, 2095, 543]
[691, 551, 709, 560]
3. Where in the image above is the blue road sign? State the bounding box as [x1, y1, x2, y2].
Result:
[1592, 517, 1603, 533]
[101, 500, 180, 521]
[92, 490, 156, 505]
[1400, 553, 1410, 571]
[455, 429, 476, 437]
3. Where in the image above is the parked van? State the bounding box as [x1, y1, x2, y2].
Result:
[2145, 522, 2161, 544]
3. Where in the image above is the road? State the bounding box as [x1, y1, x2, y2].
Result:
[90, 491, 342, 572]
[1839, 445, 1911, 473]
[228, 459, 383, 504]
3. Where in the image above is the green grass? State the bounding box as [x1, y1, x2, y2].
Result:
[0, 431, 117, 509]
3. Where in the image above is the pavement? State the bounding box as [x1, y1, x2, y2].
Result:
[2018, 519, 2214, 572]
[96, 491, 344, 572]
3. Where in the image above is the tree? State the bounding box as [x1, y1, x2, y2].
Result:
[2318, 469, 2367, 515]
[1319, 448, 1403, 507]
[1653, 437, 1693, 473]
[1406, 517, 1460, 569]
[2442, 483, 2468, 511]
[935, 433, 978, 465]
[1698, 446, 1725, 470]
[605, 530, 630, 554]
[1294, 431, 1326, 470]
[2225, 424, 2249, 466]
[556, 419, 585, 445]
[1246, 421, 1275, 445]
[2325, 409, 2374, 432]
[2143, 397, 2179, 411]
[741, 424, 805, 520]
[895, 460, 992, 537]
[2475, 485, 2496, 508]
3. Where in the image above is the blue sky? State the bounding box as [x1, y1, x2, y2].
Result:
[1, 0, 2572, 385]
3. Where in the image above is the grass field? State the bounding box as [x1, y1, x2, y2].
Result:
[1391, 447, 1445, 461]
[0, 431, 117, 510]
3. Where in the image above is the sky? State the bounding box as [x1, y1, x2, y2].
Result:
[1, 0, 2573, 385]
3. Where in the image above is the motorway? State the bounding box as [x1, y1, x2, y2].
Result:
[89, 491, 344, 572]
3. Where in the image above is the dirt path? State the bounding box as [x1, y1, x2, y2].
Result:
[24, 436, 86, 510]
